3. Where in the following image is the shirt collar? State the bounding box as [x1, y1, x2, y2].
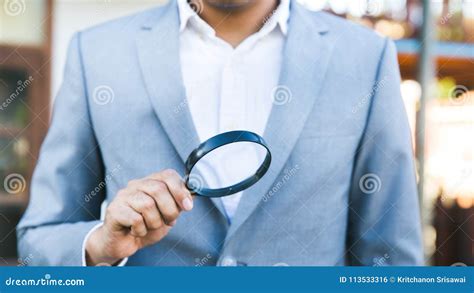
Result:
[177, 0, 290, 36]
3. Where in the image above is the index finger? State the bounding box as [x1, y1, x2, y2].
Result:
[148, 169, 193, 211]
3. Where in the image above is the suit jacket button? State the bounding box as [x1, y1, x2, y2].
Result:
[221, 257, 237, 267]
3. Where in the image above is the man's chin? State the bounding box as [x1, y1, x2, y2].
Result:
[204, 0, 255, 11]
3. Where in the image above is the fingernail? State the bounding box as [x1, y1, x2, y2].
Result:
[182, 197, 193, 211]
[169, 220, 177, 226]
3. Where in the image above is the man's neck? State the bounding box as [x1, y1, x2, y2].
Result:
[198, 0, 280, 47]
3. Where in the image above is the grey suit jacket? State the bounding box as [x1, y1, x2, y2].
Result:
[17, 0, 423, 266]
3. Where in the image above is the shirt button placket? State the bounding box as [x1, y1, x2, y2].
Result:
[220, 54, 237, 132]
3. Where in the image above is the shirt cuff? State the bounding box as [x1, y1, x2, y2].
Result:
[82, 222, 128, 266]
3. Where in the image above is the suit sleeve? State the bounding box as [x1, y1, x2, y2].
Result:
[346, 38, 424, 265]
[17, 32, 105, 266]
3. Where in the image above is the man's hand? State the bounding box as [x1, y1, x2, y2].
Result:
[85, 169, 193, 266]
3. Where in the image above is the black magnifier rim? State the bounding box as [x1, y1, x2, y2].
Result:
[185, 130, 272, 198]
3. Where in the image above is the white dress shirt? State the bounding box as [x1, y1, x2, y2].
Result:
[82, 0, 290, 265]
[179, 0, 289, 220]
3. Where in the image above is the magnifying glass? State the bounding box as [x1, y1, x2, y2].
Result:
[184, 131, 272, 198]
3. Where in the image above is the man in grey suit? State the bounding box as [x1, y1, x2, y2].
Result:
[17, 0, 423, 266]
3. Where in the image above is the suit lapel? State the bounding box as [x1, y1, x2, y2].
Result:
[225, 2, 334, 242]
[135, 1, 226, 216]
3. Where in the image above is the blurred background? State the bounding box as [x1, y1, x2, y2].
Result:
[0, 0, 473, 266]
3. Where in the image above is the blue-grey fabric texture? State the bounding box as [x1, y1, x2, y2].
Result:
[17, 0, 423, 266]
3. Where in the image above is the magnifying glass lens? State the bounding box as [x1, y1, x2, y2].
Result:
[184, 131, 272, 198]
[188, 142, 268, 191]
